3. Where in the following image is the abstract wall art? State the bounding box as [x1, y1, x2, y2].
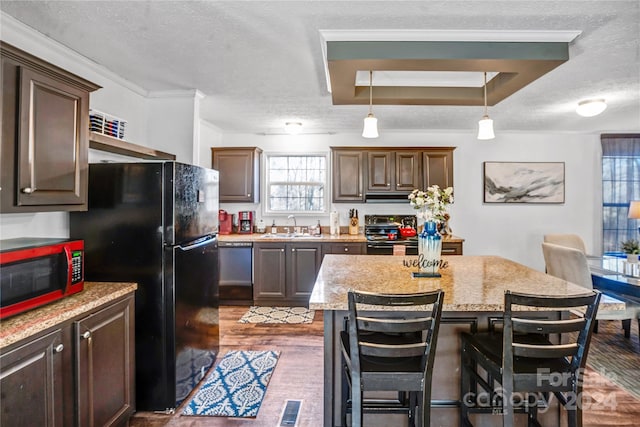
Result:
[483, 162, 565, 203]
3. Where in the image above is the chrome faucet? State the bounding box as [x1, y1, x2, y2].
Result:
[287, 214, 297, 234]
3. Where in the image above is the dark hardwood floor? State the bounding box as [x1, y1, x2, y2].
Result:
[130, 306, 640, 427]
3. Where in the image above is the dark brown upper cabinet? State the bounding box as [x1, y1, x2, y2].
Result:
[211, 147, 262, 203]
[0, 42, 100, 213]
[332, 150, 365, 202]
[331, 147, 454, 202]
[423, 148, 454, 190]
[367, 150, 421, 193]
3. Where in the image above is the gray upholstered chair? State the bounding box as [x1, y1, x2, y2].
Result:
[542, 242, 640, 338]
[543, 233, 587, 254]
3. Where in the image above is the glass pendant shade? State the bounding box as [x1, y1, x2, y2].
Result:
[477, 115, 495, 140]
[362, 114, 379, 138]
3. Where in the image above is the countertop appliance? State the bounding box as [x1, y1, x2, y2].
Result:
[0, 238, 84, 319]
[219, 241, 253, 304]
[238, 210, 254, 233]
[219, 209, 234, 234]
[70, 161, 220, 411]
[365, 214, 418, 255]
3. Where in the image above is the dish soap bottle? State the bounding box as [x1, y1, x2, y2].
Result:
[316, 220, 322, 236]
[271, 220, 277, 234]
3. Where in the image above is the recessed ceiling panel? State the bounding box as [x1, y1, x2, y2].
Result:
[327, 40, 571, 106]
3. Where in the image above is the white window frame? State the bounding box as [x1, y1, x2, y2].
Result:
[263, 152, 329, 216]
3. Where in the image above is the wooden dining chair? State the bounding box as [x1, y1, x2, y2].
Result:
[340, 289, 444, 427]
[460, 290, 601, 427]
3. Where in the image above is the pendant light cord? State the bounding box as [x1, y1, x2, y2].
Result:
[369, 70, 373, 115]
[483, 71, 488, 116]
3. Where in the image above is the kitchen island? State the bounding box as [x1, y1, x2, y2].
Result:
[309, 255, 621, 427]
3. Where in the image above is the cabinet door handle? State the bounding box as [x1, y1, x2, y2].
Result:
[82, 331, 92, 340]
[292, 248, 296, 252]
[247, 193, 251, 197]
[441, 248, 457, 254]
[21, 187, 34, 194]
[358, 193, 362, 197]
[281, 249, 285, 252]
[54, 344, 64, 353]
[344, 248, 349, 252]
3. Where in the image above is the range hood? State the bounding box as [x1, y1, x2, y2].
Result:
[365, 193, 411, 203]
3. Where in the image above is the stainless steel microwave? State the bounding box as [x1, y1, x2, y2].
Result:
[0, 238, 84, 319]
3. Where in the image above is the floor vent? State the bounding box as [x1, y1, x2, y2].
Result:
[279, 399, 302, 426]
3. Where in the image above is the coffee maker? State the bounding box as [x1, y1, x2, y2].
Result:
[219, 210, 234, 234]
[238, 211, 254, 234]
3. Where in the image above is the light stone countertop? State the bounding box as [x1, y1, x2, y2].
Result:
[219, 233, 465, 243]
[308, 255, 623, 312]
[0, 281, 137, 350]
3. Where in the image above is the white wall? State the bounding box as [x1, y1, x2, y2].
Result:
[215, 130, 602, 271]
[199, 120, 223, 169]
[146, 90, 203, 163]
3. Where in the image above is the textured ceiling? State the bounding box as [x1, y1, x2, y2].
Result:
[1, 0, 639, 135]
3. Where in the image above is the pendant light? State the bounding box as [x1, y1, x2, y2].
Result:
[477, 71, 495, 140]
[362, 70, 379, 138]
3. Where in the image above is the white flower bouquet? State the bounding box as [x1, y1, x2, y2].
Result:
[408, 185, 454, 222]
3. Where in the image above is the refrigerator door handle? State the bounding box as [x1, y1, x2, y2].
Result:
[176, 234, 217, 251]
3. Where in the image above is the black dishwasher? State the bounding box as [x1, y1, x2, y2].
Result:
[219, 241, 253, 305]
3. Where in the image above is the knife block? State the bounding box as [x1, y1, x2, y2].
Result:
[349, 217, 359, 235]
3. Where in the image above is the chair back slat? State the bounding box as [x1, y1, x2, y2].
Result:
[512, 317, 586, 334]
[360, 341, 427, 358]
[357, 315, 433, 334]
[512, 342, 579, 358]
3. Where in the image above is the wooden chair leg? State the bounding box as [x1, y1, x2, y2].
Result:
[460, 342, 477, 427]
[341, 363, 349, 427]
[622, 319, 631, 338]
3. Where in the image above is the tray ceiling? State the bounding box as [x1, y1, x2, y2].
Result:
[0, 1, 638, 134]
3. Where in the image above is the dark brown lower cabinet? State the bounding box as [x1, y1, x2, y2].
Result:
[0, 330, 65, 427]
[75, 297, 135, 427]
[322, 242, 366, 256]
[0, 295, 134, 427]
[253, 242, 322, 306]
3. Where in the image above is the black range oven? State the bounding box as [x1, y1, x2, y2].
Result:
[365, 215, 418, 255]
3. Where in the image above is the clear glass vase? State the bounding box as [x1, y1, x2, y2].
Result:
[418, 220, 442, 277]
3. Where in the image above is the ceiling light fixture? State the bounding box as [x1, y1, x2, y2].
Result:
[362, 70, 379, 138]
[576, 99, 607, 117]
[477, 71, 495, 140]
[284, 122, 303, 134]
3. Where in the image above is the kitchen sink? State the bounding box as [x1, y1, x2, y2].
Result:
[260, 233, 321, 239]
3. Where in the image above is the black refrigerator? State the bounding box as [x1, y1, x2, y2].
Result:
[70, 161, 220, 411]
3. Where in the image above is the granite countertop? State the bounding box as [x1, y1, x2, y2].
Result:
[219, 233, 465, 243]
[308, 255, 623, 312]
[0, 281, 137, 350]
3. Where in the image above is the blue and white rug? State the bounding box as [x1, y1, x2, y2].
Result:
[182, 350, 280, 417]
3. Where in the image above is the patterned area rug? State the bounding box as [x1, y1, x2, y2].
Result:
[182, 350, 280, 417]
[238, 306, 315, 324]
[587, 318, 640, 400]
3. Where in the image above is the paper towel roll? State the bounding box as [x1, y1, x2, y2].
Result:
[330, 211, 340, 235]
